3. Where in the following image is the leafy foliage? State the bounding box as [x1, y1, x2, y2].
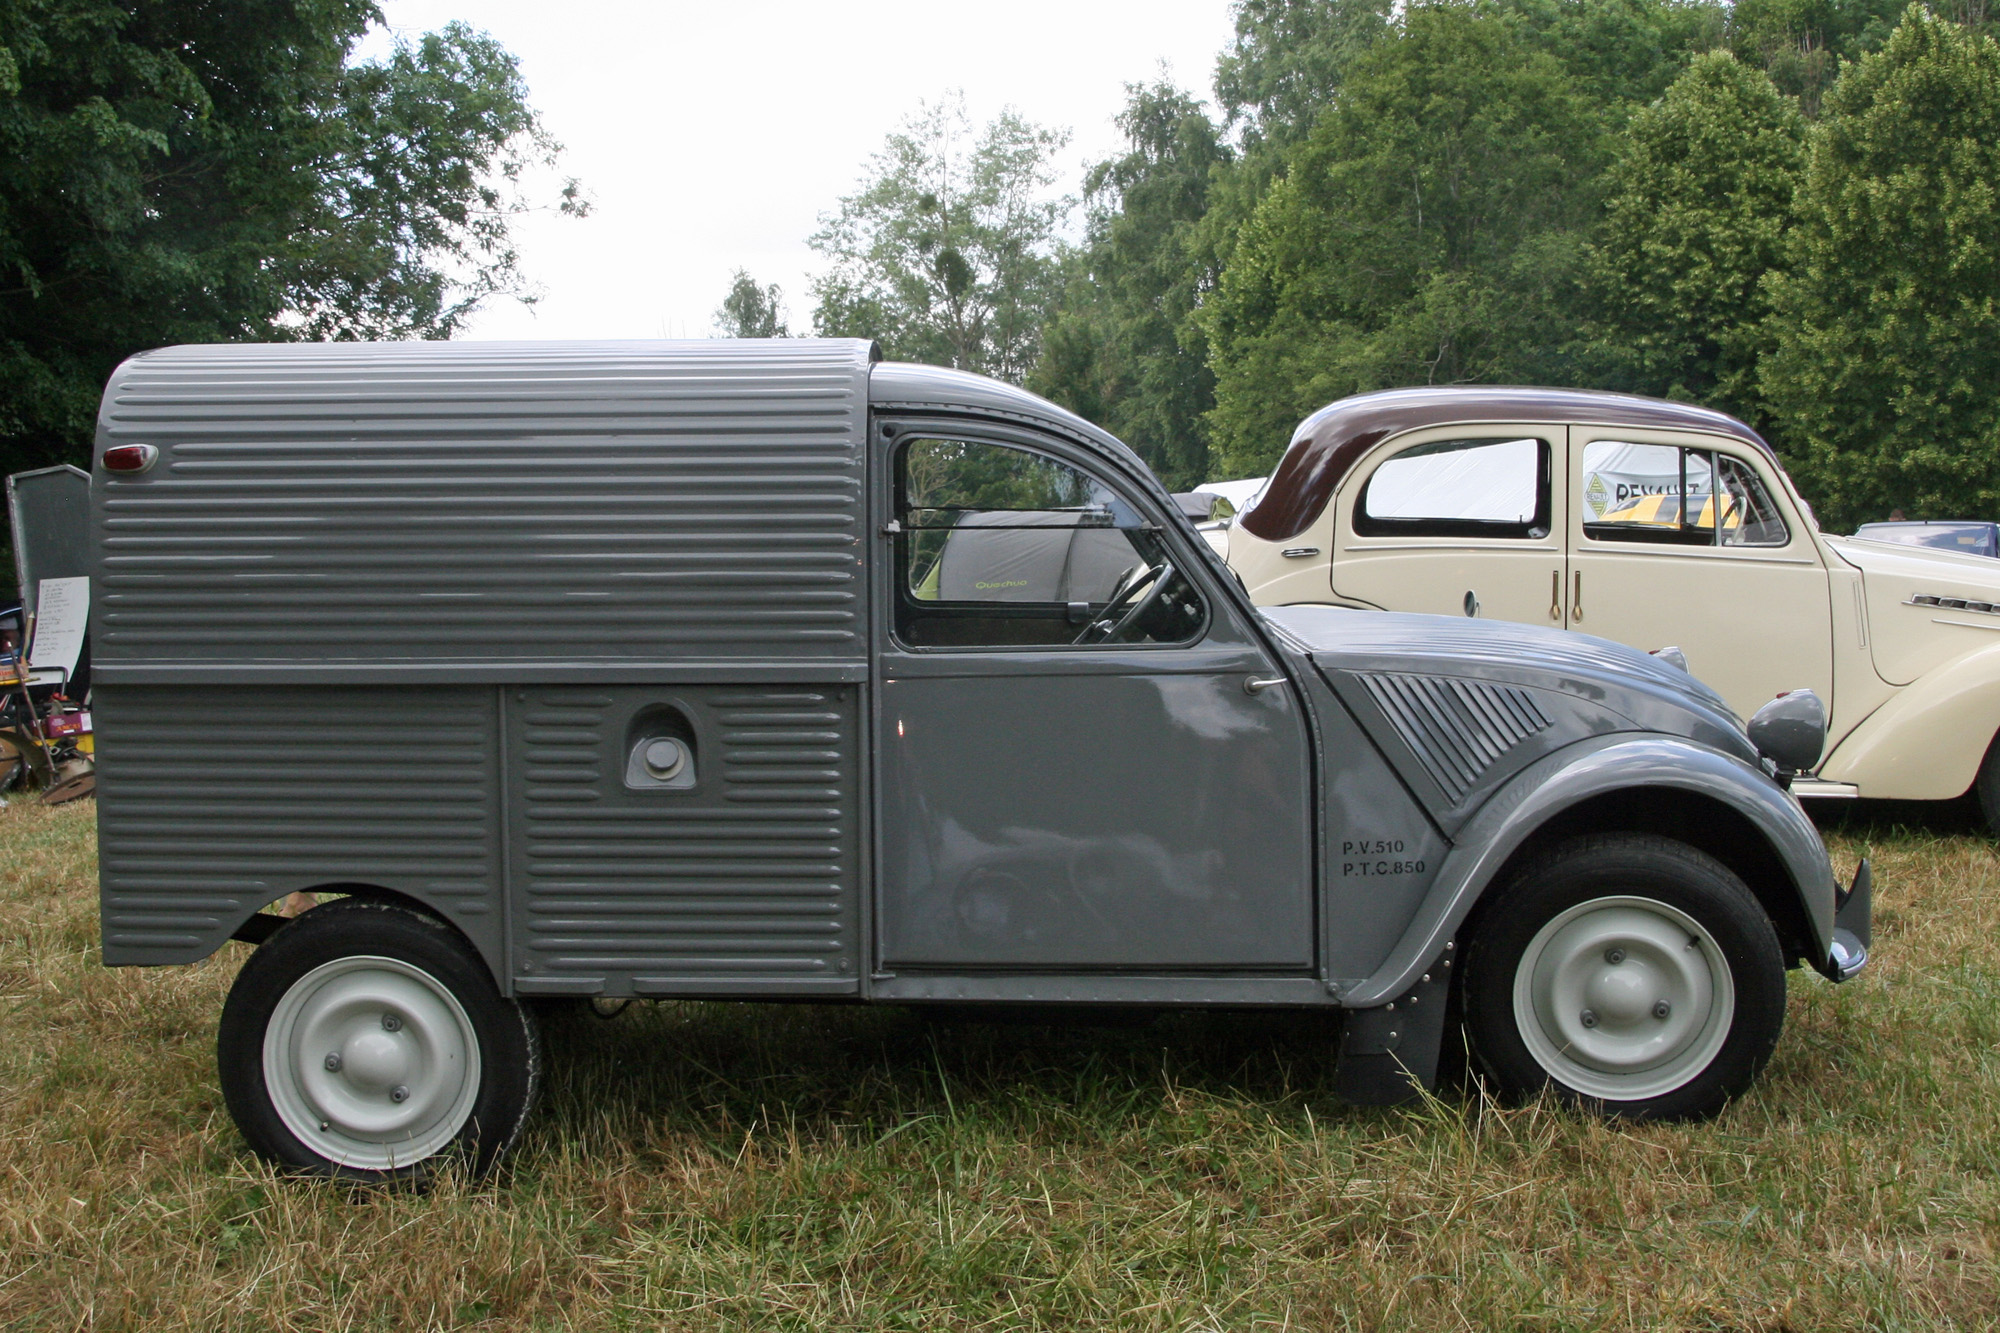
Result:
[810, 93, 1070, 384]
[1031, 0, 1732, 484]
[712, 270, 789, 338]
[1213, 0, 1396, 145]
[1589, 51, 1804, 419]
[0, 1, 579, 472]
[1761, 6, 2000, 527]
[1506, 0, 1726, 107]
[1200, 2, 1616, 476]
[1029, 81, 1229, 491]
[1728, 0, 1918, 112]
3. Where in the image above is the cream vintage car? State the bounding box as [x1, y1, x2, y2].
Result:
[1214, 386, 2000, 830]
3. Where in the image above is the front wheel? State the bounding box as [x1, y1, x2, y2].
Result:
[1460, 835, 1786, 1120]
[1973, 730, 2000, 837]
[218, 898, 540, 1181]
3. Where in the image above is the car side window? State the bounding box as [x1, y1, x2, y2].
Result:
[1583, 441, 1719, 546]
[1355, 436, 1551, 538]
[893, 436, 1206, 650]
[1582, 442, 1789, 548]
[1715, 456, 1790, 547]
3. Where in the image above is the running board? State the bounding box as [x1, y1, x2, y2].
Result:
[1791, 779, 1860, 799]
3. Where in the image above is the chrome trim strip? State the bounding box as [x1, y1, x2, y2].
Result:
[1906, 594, 2000, 615]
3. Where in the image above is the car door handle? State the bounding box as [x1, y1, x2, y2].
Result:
[1550, 570, 1561, 622]
[1244, 675, 1287, 695]
[1572, 570, 1584, 622]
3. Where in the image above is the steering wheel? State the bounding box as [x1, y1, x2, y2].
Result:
[1073, 560, 1176, 645]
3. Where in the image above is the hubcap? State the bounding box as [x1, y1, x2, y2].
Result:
[1512, 896, 1734, 1101]
[263, 955, 481, 1171]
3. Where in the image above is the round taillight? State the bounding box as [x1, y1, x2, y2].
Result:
[102, 444, 158, 474]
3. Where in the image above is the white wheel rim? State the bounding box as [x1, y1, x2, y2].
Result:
[1512, 896, 1735, 1102]
[263, 955, 482, 1171]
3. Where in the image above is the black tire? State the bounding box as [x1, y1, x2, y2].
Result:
[1460, 834, 1786, 1121]
[1974, 731, 2000, 837]
[218, 898, 540, 1182]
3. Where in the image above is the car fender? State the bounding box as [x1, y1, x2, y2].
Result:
[1339, 734, 1836, 1007]
[1817, 638, 2000, 799]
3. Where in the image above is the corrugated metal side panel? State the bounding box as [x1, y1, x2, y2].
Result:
[92, 340, 870, 671]
[509, 685, 859, 994]
[94, 684, 504, 969]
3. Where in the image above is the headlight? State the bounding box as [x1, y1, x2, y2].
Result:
[1748, 689, 1826, 776]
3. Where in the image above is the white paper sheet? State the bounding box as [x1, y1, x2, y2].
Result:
[28, 576, 88, 683]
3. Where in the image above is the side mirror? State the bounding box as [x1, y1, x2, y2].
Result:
[1749, 689, 1825, 775]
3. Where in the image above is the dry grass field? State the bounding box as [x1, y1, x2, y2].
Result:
[0, 796, 1995, 1331]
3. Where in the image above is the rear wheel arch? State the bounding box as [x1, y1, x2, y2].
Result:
[268, 883, 506, 991]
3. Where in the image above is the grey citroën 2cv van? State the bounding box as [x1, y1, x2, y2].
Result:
[89, 340, 1870, 1179]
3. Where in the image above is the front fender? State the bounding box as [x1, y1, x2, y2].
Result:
[1819, 639, 2000, 799]
[1339, 735, 1837, 1007]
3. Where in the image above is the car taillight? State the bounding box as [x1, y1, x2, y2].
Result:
[102, 444, 157, 473]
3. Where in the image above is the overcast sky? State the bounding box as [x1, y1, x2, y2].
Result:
[365, 2, 1242, 341]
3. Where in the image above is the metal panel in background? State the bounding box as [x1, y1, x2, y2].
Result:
[8, 464, 91, 618]
[507, 684, 861, 996]
[95, 684, 505, 969]
[91, 340, 873, 677]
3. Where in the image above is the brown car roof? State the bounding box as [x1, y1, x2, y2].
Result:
[1238, 386, 1776, 543]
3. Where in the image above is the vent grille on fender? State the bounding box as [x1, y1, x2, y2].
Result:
[1356, 673, 1553, 802]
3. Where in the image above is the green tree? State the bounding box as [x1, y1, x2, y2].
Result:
[1195, 0, 1401, 341]
[1029, 80, 1229, 490]
[1729, 0, 1914, 112]
[1200, 2, 1613, 476]
[1589, 51, 1804, 418]
[0, 1, 580, 472]
[1506, 0, 1727, 107]
[712, 269, 789, 338]
[1214, 0, 1396, 146]
[1762, 6, 2000, 526]
[810, 93, 1070, 384]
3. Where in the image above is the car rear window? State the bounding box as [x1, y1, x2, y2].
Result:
[1355, 437, 1552, 538]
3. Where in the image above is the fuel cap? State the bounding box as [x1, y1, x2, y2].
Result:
[642, 738, 685, 779]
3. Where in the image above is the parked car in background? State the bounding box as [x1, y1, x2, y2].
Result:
[1193, 477, 1268, 517]
[1217, 386, 2000, 833]
[1854, 520, 2000, 559]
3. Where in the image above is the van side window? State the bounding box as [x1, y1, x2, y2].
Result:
[893, 437, 1206, 650]
[1355, 437, 1551, 538]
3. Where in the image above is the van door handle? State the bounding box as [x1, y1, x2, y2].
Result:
[1572, 571, 1584, 622]
[1550, 571, 1561, 622]
[1245, 675, 1287, 695]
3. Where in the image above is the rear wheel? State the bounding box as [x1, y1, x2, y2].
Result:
[218, 898, 540, 1181]
[1461, 835, 1785, 1120]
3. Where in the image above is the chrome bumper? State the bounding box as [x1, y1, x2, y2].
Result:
[1828, 859, 1872, 982]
